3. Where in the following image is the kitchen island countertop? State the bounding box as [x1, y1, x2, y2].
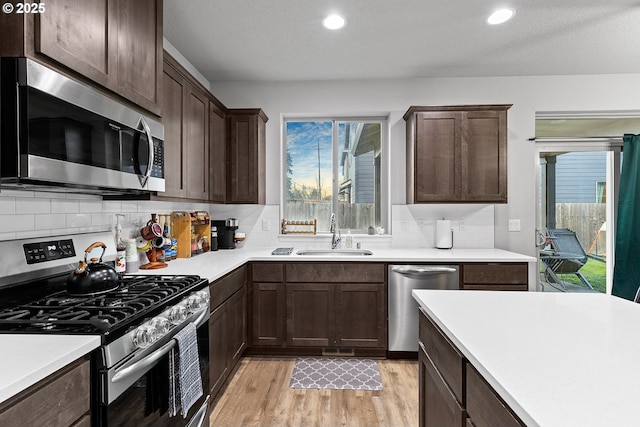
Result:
[413, 289, 640, 427]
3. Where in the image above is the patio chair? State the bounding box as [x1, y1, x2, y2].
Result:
[540, 228, 594, 290]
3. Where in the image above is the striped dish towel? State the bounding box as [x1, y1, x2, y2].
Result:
[168, 322, 203, 417]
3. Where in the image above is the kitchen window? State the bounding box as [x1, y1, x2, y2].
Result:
[283, 117, 388, 234]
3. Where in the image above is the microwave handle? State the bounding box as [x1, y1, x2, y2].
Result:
[137, 116, 154, 188]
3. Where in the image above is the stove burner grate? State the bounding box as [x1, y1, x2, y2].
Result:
[0, 274, 206, 336]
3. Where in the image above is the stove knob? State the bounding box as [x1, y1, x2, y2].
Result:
[167, 304, 187, 325]
[196, 290, 210, 306]
[185, 294, 203, 313]
[149, 316, 171, 337]
[132, 324, 158, 349]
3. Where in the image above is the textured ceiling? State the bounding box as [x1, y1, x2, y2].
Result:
[163, 0, 640, 83]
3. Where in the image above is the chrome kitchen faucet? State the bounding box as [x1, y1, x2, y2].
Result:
[330, 213, 341, 249]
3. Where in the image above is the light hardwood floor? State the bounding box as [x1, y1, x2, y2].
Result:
[209, 357, 419, 427]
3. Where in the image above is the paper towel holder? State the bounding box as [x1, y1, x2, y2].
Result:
[436, 218, 454, 249]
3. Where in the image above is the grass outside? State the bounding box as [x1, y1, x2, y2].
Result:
[553, 257, 606, 293]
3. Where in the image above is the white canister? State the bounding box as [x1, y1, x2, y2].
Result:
[125, 257, 139, 273]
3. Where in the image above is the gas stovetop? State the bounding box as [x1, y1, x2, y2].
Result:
[0, 274, 207, 339]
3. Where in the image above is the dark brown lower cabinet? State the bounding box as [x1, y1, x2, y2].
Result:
[228, 285, 247, 366]
[0, 357, 90, 427]
[251, 282, 286, 346]
[209, 303, 229, 395]
[209, 285, 247, 397]
[466, 364, 524, 427]
[286, 282, 386, 349]
[250, 262, 386, 351]
[336, 283, 387, 348]
[209, 266, 247, 398]
[286, 283, 335, 347]
[460, 263, 528, 291]
[419, 345, 466, 427]
[419, 309, 525, 427]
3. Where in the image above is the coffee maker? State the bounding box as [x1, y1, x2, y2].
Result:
[211, 218, 238, 249]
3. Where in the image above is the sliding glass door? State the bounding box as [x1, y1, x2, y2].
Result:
[537, 148, 620, 293]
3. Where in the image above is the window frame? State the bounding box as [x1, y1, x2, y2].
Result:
[281, 115, 390, 235]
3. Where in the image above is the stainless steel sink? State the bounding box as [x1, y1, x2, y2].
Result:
[296, 249, 373, 256]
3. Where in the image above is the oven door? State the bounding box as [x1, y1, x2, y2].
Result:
[97, 314, 210, 427]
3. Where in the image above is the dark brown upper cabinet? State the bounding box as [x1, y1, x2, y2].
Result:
[160, 52, 214, 201]
[113, 0, 163, 115]
[404, 105, 511, 203]
[160, 57, 187, 199]
[209, 102, 227, 203]
[226, 109, 268, 204]
[159, 53, 267, 204]
[185, 86, 210, 200]
[0, 0, 163, 116]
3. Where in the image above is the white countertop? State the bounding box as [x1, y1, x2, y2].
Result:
[413, 290, 640, 427]
[0, 335, 101, 404]
[0, 246, 533, 406]
[133, 247, 535, 282]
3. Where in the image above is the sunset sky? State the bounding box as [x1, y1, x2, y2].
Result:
[286, 121, 334, 196]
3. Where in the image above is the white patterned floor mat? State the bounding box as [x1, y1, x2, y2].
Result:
[289, 357, 383, 390]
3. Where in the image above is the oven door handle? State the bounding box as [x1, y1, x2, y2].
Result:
[111, 339, 175, 383]
[186, 394, 210, 427]
[193, 305, 209, 327]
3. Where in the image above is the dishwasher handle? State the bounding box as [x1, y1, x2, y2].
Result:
[391, 266, 457, 276]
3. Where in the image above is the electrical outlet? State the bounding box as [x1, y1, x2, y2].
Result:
[262, 219, 270, 231]
[508, 219, 521, 232]
[401, 220, 410, 231]
[459, 220, 465, 231]
[418, 220, 426, 229]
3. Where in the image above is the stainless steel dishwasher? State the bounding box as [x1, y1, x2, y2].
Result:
[388, 264, 459, 352]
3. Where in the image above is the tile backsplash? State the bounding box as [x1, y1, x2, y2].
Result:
[392, 204, 495, 248]
[0, 189, 209, 241]
[0, 189, 496, 249]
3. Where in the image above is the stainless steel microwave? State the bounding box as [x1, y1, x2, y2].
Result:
[0, 58, 164, 194]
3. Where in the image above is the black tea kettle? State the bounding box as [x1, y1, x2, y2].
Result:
[67, 241, 119, 296]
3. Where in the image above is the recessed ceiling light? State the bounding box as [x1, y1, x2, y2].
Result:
[323, 14, 346, 30]
[487, 8, 515, 25]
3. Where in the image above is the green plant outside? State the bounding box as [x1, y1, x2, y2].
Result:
[555, 258, 607, 293]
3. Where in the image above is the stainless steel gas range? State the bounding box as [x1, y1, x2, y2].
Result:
[0, 233, 211, 427]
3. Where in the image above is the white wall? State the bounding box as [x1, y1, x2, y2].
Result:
[210, 73, 640, 257]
